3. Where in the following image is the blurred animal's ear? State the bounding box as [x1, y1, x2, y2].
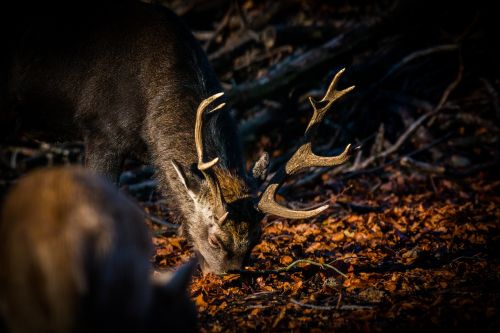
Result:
[150, 259, 198, 333]
[153, 258, 198, 296]
[171, 160, 199, 201]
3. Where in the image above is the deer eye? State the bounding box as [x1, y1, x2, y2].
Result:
[208, 234, 221, 249]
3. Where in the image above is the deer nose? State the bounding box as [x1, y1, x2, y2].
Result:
[197, 255, 227, 275]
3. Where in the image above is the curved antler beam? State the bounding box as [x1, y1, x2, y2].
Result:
[257, 183, 329, 219]
[194, 92, 228, 221]
[195, 92, 225, 171]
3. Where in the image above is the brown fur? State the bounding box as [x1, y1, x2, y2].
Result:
[214, 168, 252, 203]
[2, 1, 264, 274]
[0, 166, 197, 333]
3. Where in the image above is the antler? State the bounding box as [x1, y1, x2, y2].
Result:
[195, 92, 229, 223]
[257, 68, 355, 219]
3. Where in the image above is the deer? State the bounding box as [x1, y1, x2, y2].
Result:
[1, 0, 355, 274]
[0, 166, 197, 333]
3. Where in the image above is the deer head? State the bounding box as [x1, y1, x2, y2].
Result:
[171, 93, 263, 274]
[172, 69, 355, 274]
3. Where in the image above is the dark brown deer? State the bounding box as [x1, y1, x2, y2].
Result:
[1, 1, 355, 274]
[0, 166, 197, 333]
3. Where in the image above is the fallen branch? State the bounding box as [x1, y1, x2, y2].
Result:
[400, 156, 445, 175]
[227, 18, 386, 106]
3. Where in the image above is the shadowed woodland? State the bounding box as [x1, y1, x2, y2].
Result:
[0, 0, 499, 332]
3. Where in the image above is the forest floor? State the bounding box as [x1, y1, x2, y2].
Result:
[1, 0, 499, 332]
[148, 167, 499, 332]
[155, 3, 499, 330]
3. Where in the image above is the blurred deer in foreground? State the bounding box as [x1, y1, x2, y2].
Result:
[0, 167, 197, 333]
[2, 1, 355, 274]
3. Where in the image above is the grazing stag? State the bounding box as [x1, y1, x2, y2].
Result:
[0, 167, 197, 333]
[1, 1, 355, 273]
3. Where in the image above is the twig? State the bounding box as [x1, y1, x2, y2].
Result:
[436, 54, 464, 110]
[353, 111, 436, 171]
[380, 44, 458, 84]
[342, 133, 452, 179]
[350, 56, 464, 172]
[481, 78, 500, 120]
[370, 123, 385, 157]
[125, 179, 158, 196]
[203, 2, 233, 51]
[291, 299, 334, 311]
[450, 255, 487, 263]
[291, 299, 373, 311]
[233, 0, 249, 30]
[400, 156, 445, 175]
[336, 291, 343, 310]
[228, 259, 348, 278]
[143, 212, 179, 230]
[208, 31, 256, 62]
[234, 45, 293, 71]
[119, 165, 155, 185]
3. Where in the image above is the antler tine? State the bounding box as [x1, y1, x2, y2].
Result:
[285, 143, 353, 175]
[304, 68, 355, 138]
[195, 92, 227, 220]
[257, 69, 355, 219]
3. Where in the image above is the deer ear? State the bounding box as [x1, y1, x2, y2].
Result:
[171, 160, 198, 201]
[251, 151, 269, 182]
